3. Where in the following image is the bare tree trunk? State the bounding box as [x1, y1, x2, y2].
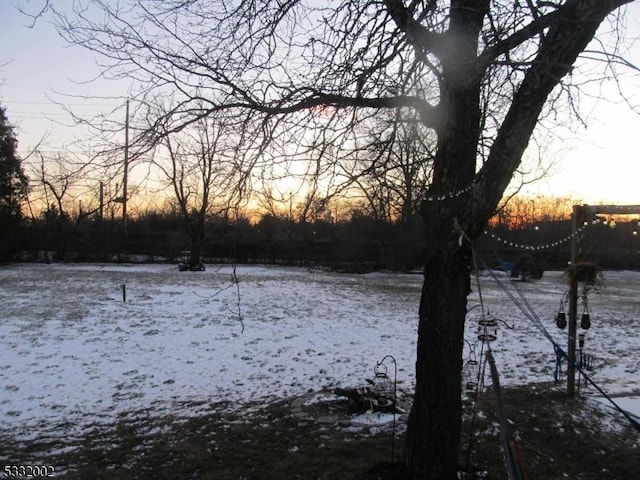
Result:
[189, 231, 204, 267]
[404, 179, 475, 480]
[401, 4, 485, 475]
[405, 239, 471, 479]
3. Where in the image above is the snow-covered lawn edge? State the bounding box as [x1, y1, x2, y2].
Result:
[1, 263, 638, 444]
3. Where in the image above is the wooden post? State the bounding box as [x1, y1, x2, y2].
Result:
[567, 273, 579, 396]
[567, 204, 583, 396]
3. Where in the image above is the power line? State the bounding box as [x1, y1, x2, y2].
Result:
[2, 100, 120, 107]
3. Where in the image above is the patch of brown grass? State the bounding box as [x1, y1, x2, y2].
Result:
[1, 383, 638, 479]
[461, 382, 640, 480]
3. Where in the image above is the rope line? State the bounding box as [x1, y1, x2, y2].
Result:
[487, 350, 527, 480]
[463, 234, 491, 476]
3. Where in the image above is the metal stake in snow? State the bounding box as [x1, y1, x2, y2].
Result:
[122, 284, 126, 302]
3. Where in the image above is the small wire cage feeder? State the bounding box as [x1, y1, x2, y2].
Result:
[373, 355, 398, 466]
[373, 357, 396, 412]
[462, 339, 479, 397]
[463, 359, 480, 397]
[477, 315, 498, 343]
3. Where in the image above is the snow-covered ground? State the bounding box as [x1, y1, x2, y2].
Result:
[1, 263, 638, 444]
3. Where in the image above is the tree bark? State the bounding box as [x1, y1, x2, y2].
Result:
[402, 3, 487, 477]
[404, 236, 471, 479]
[404, 123, 479, 480]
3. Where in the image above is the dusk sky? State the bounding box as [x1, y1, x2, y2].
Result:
[2, 2, 640, 206]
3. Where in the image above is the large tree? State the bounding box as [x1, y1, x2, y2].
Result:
[38, 0, 638, 478]
[0, 105, 28, 260]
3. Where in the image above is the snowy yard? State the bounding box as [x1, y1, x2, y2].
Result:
[1, 263, 639, 447]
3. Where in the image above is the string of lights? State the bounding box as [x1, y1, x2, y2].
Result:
[485, 215, 640, 252]
[484, 225, 587, 252]
[423, 182, 475, 202]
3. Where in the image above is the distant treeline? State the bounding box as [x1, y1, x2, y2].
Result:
[8, 209, 640, 271]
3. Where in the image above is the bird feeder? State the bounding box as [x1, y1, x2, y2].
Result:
[373, 356, 396, 411]
[463, 359, 479, 397]
[556, 293, 568, 329]
[556, 308, 567, 329]
[478, 316, 498, 342]
[581, 312, 591, 330]
[581, 302, 591, 330]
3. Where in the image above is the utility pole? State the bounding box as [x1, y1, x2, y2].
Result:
[99, 181, 104, 231]
[123, 99, 130, 236]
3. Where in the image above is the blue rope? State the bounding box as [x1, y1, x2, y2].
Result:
[487, 350, 526, 480]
